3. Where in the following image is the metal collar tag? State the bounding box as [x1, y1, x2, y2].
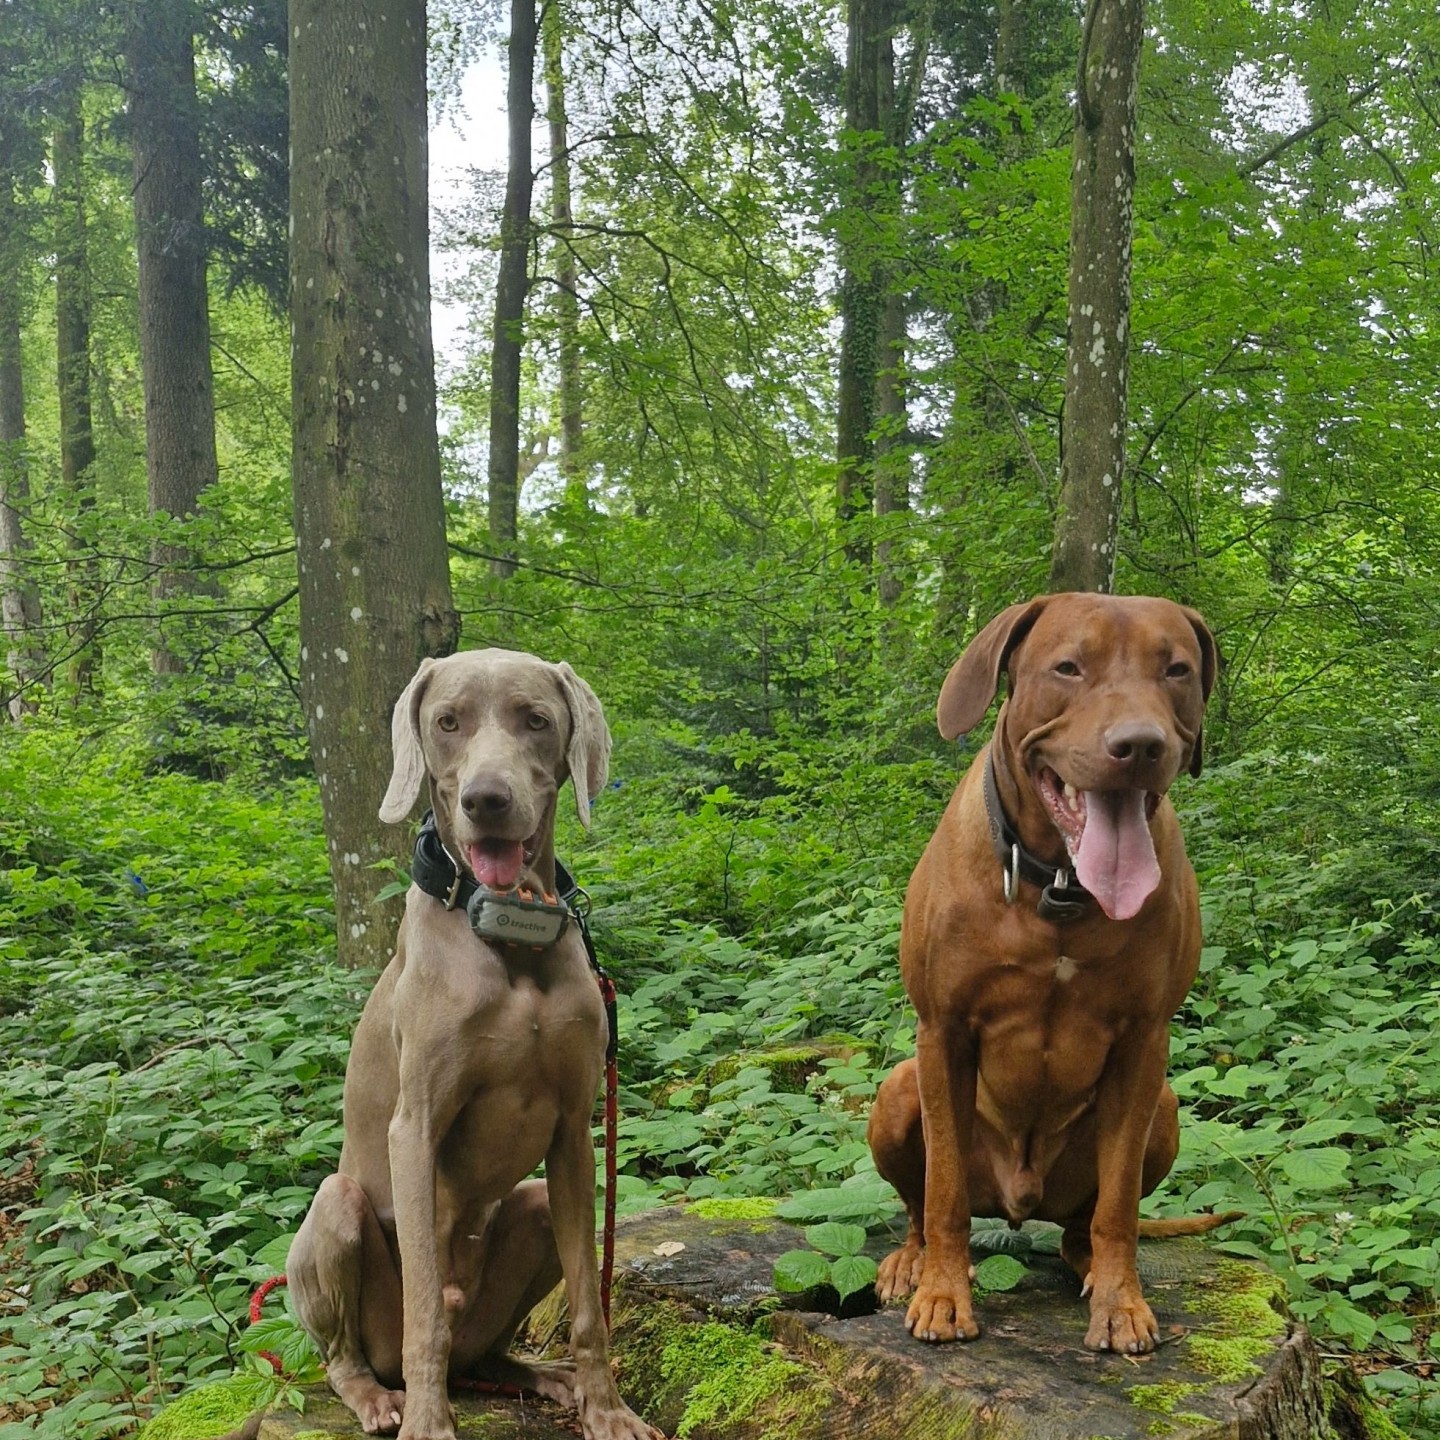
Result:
[467, 887, 571, 948]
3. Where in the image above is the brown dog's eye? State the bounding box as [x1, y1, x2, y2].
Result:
[1166, 661, 1191, 680]
[437, 713, 459, 733]
[1054, 660, 1081, 678]
[526, 712, 550, 731]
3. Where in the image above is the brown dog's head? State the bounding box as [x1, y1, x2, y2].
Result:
[937, 594, 1216, 920]
[378, 649, 610, 888]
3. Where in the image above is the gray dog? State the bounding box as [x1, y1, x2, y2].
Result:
[288, 649, 656, 1440]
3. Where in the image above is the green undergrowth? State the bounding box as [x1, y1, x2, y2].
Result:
[2, 729, 1438, 1437]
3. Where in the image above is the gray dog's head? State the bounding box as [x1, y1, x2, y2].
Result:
[379, 649, 610, 888]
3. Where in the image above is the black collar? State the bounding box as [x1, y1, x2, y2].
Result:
[410, 811, 582, 911]
[982, 753, 1092, 924]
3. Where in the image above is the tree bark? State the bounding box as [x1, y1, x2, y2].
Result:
[543, 0, 585, 512]
[127, 0, 220, 672]
[53, 93, 102, 698]
[1049, 0, 1143, 594]
[488, 0, 538, 578]
[835, 0, 884, 571]
[871, 0, 930, 608]
[291, 0, 460, 969]
[0, 185, 45, 720]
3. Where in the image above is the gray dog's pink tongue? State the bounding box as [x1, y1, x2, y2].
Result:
[1073, 790, 1160, 921]
[467, 841, 525, 890]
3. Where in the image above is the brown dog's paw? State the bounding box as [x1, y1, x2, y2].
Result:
[1084, 1292, 1160, 1355]
[904, 1280, 981, 1343]
[876, 1242, 925, 1303]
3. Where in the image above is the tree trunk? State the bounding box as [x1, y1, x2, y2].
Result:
[127, 1, 220, 672]
[543, 0, 585, 512]
[872, 0, 929, 608]
[291, 0, 461, 969]
[0, 187, 45, 720]
[53, 93, 102, 698]
[835, 0, 884, 572]
[488, 0, 538, 578]
[1049, 0, 1143, 594]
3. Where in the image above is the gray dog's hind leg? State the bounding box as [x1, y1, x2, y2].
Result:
[451, 1179, 576, 1407]
[289, 1174, 408, 1435]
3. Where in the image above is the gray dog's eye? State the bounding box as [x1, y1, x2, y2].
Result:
[526, 712, 551, 731]
[437, 713, 459, 733]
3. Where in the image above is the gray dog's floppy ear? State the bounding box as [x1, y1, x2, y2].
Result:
[1181, 606, 1218, 778]
[936, 598, 1049, 741]
[555, 662, 611, 828]
[379, 658, 437, 824]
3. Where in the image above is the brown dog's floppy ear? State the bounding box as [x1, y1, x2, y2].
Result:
[555, 662, 611, 828]
[936, 598, 1049, 741]
[1182, 607, 1218, 778]
[379, 658, 437, 823]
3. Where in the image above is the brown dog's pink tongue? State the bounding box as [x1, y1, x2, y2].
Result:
[467, 841, 525, 890]
[1073, 790, 1160, 921]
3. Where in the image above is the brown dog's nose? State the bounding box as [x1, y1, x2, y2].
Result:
[461, 778, 513, 820]
[1104, 721, 1166, 767]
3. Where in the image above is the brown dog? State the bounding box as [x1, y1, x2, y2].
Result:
[868, 593, 1226, 1355]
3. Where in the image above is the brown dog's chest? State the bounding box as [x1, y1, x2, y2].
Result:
[964, 951, 1126, 1120]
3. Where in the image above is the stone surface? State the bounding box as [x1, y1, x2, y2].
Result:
[250, 1206, 1348, 1440]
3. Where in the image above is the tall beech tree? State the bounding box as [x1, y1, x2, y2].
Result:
[126, 0, 221, 671]
[487, 0, 538, 577]
[0, 83, 45, 717]
[291, 0, 459, 968]
[543, 0, 584, 509]
[53, 90, 101, 697]
[1049, 0, 1144, 593]
[0, 188, 44, 720]
[834, 0, 886, 572]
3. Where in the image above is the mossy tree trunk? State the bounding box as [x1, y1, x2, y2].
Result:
[488, 0, 538, 578]
[290, 0, 460, 968]
[126, 0, 220, 673]
[1049, 0, 1143, 594]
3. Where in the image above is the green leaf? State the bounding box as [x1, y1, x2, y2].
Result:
[829, 1252, 877, 1301]
[804, 1221, 867, 1257]
[973, 1254, 1028, 1293]
[772, 1249, 832, 1293]
[1277, 1147, 1350, 1191]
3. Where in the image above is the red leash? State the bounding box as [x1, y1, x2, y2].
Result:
[248, 971, 621, 1386]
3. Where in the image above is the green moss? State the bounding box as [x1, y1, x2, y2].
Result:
[616, 1298, 828, 1439]
[688, 1197, 779, 1222]
[1184, 1258, 1285, 1382]
[1128, 1381, 1201, 1415]
[664, 1322, 814, 1437]
[1352, 1392, 1414, 1440]
[137, 1376, 266, 1440]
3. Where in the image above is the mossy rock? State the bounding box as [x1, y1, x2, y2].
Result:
[239, 1207, 1388, 1440]
[702, 1035, 869, 1095]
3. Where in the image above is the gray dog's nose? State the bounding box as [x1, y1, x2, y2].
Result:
[461, 778, 514, 819]
[1104, 721, 1166, 766]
